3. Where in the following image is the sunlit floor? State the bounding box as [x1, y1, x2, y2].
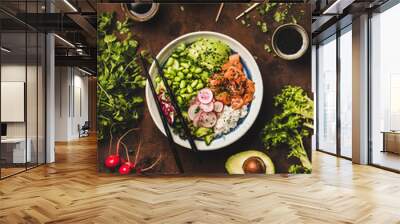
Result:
[372, 150, 400, 171]
[0, 167, 25, 178]
[0, 163, 44, 179]
[0, 136, 400, 223]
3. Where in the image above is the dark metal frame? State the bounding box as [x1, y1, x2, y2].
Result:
[0, 0, 47, 180]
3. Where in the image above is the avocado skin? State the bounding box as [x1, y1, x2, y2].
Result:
[225, 150, 275, 175]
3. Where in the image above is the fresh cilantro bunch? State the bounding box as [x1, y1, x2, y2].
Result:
[97, 12, 146, 141]
[262, 85, 313, 174]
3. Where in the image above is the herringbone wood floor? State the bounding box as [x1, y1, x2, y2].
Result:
[0, 136, 399, 224]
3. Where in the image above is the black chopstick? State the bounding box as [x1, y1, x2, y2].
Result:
[151, 55, 199, 152]
[139, 56, 184, 174]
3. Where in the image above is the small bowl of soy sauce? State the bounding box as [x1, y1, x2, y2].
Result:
[121, 3, 159, 22]
[271, 23, 309, 61]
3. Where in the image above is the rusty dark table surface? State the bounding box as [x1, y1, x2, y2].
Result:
[98, 3, 312, 174]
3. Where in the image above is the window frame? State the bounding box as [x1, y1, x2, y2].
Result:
[315, 24, 353, 161]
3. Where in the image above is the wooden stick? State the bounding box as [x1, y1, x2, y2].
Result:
[139, 56, 184, 173]
[215, 3, 224, 22]
[235, 3, 261, 20]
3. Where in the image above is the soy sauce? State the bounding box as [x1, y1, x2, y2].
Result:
[127, 3, 152, 14]
[275, 28, 303, 55]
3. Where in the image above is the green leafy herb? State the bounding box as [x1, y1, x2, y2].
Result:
[97, 12, 146, 141]
[261, 86, 314, 174]
[264, 43, 271, 53]
[260, 22, 268, 33]
[274, 11, 283, 23]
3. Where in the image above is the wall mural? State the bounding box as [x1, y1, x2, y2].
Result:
[97, 3, 313, 175]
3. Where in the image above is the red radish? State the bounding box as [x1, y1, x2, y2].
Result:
[105, 155, 120, 168]
[197, 88, 213, 104]
[188, 104, 201, 120]
[105, 128, 137, 170]
[213, 101, 224, 113]
[125, 161, 136, 169]
[119, 163, 131, 175]
[199, 112, 217, 128]
[120, 141, 135, 169]
[200, 102, 214, 112]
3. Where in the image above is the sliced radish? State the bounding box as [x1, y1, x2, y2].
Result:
[213, 101, 224, 113]
[200, 102, 214, 112]
[188, 104, 201, 120]
[190, 97, 200, 106]
[197, 88, 213, 104]
[199, 112, 217, 128]
[193, 113, 201, 127]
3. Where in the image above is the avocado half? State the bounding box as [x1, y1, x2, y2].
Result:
[225, 150, 275, 175]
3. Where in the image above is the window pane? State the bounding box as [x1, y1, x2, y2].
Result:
[317, 36, 337, 154]
[340, 28, 352, 158]
[371, 3, 400, 171]
[1, 31, 28, 177]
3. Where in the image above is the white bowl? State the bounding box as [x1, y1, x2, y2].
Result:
[145, 31, 263, 151]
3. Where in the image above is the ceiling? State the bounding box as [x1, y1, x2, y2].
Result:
[311, 0, 390, 42]
[1, 0, 393, 74]
[0, 0, 96, 73]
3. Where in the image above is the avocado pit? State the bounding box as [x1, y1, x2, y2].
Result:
[242, 156, 266, 174]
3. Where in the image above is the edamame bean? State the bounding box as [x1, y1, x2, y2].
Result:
[190, 80, 199, 88]
[174, 76, 181, 82]
[184, 94, 192, 100]
[196, 82, 204, 89]
[195, 67, 202, 73]
[155, 76, 161, 83]
[166, 58, 174, 67]
[187, 85, 193, 93]
[180, 80, 186, 88]
[181, 62, 189, 69]
[200, 71, 209, 79]
[176, 43, 186, 52]
[178, 71, 184, 79]
[172, 60, 180, 70]
[182, 68, 189, 74]
[177, 96, 183, 104]
[187, 73, 193, 79]
[166, 66, 173, 73]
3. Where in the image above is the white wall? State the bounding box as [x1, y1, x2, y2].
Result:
[1, 64, 42, 138]
[54, 67, 89, 141]
[1, 63, 46, 164]
[55, 67, 70, 141]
